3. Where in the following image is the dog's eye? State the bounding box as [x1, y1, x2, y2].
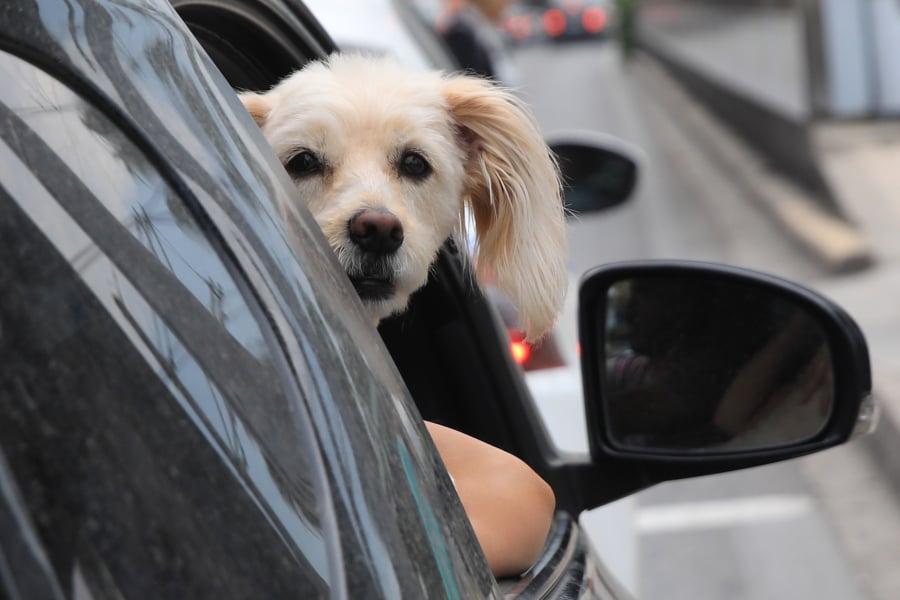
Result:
[285, 151, 323, 177]
[399, 151, 432, 179]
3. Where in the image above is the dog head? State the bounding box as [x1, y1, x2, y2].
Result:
[240, 54, 567, 342]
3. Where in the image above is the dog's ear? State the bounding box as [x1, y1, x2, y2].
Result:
[443, 76, 567, 342]
[238, 92, 271, 127]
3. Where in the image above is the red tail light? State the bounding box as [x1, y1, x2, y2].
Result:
[582, 7, 607, 34]
[510, 338, 532, 365]
[542, 9, 566, 37]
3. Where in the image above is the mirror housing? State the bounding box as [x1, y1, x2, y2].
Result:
[548, 131, 640, 215]
[559, 261, 875, 511]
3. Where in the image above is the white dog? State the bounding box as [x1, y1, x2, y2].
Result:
[240, 54, 566, 342]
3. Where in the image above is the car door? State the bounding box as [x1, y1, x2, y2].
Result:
[0, 1, 500, 597]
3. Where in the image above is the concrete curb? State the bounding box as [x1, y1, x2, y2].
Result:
[863, 366, 900, 497]
[630, 54, 875, 275]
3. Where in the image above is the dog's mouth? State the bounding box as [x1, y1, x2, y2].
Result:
[339, 250, 400, 304]
[349, 275, 395, 301]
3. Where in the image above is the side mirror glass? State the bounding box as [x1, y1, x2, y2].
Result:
[579, 262, 875, 459]
[604, 276, 833, 452]
[549, 133, 639, 215]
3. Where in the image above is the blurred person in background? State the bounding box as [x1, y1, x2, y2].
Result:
[435, 0, 520, 84]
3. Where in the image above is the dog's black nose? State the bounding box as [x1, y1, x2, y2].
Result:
[348, 209, 404, 255]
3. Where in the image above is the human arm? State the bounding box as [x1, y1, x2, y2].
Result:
[425, 421, 555, 577]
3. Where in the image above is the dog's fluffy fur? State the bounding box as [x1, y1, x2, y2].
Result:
[240, 54, 566, 341]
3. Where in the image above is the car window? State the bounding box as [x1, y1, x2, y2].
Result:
[0, 49, 332, 597]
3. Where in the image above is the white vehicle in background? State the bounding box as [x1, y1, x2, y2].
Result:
[302, 0, 456, 70]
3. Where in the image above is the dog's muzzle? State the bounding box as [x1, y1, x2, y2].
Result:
[346, 208, 404, 301]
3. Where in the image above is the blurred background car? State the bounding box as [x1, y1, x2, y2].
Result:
[509, 0, 615, 44]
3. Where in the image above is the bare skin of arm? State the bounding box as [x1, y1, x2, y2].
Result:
[425, 421, 556, 577]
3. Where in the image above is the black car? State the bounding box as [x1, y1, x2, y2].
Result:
[0, 0, 875, 598]
[510, 0, 614, 44]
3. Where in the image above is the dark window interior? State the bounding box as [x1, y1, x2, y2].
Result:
[174, 1, 332, 89]
[377, 242, 528, 452]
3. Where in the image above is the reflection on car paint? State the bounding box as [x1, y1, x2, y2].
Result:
[397, 438, 463, 600]
[0, 54, 332, 578]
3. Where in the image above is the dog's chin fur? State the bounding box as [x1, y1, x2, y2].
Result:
[240, 53, 568, 342]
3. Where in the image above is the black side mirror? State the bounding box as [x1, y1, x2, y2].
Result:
[574, 261, 875, 496]
[548, 132, 640, 215]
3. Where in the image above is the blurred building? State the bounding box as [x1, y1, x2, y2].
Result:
[635, 0, 900, 197]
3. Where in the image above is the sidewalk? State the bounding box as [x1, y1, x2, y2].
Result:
[631, 52, 900, 490]
[813, 122, 900, 490]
